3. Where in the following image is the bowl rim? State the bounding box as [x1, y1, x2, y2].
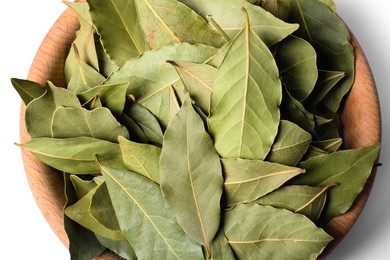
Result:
[19, 5, 382, 259]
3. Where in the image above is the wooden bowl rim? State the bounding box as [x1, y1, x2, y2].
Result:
[19, 6, 382, 259]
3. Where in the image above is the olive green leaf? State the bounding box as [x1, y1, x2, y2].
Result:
[67, 45, 106, 95]
[294, 144, 381, 221]
[120, 113, 148, 144]
[311, 138, 343, 153]
[118, 136, 161, 184]
[98, 164, 204, 260]
[123, 101, 164, 145]
[95, 235, 137, 260]
[64, 1, 99, 84]
[11, 78, 46, 105]
[256, 184, 335, 221]
[223, 204, 332, 259]
[70, 175, 98, 199]
[208, 11, 282, 160]
[302, 145, 329, 160]
[64, 174, 106, 260]
[51, 107, 129, 142]
[168, 60, 216, 115]
[210, 230, 235, 260]
[222, 158, 304, 206]
[275, 36, 318, 102]
[160, 96, 223, 253]
[305, 70, 345, 112]
[106, 43, 217, 128]
[65, 183, 125, 240]
[86, 0, 149, 66]
[95, 38, 120, 78]
[77, 82, 129, 115]
[134, 0, 226, 49]
[255, 0, 291, 21]
[17, 137, 123, 174]
[25, 82, 81, 138]
[287, 0, 354, 113]
[267, 120, 312, 166]
[178, 0, 298, 46]
[319, 0, 337, 12]
[207, 41, 230, 68]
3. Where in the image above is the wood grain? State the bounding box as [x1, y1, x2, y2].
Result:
[19, 6, 381, 260]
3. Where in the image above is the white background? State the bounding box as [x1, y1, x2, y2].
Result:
[0, 0, 389, 259]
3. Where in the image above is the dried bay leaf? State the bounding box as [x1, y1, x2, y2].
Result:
[77, 82, 129, 115]
[210, 230, 235, 260]
[275, 36, 318, 102]
[123, 101, 163, 146]
[51, 107, 129, 142]
[70, 175, 98, 199]
[87, 0, 149, 66]
[208, 12, 282, 160]
[319, 0, 337, 12]
[256, 185, 333, 221]
[223, 204, 332, 259]
[25, 82, 81, 138]
[287, 0, 354, 113]
[267, 120, 312, 166]
[255, 0, 291, 21]
[65, 183, 125, 241]
[18, 137, 124, 174]
[106, 43, 216, 128]
[120, 113, 148, 144]
[311, 138, 343, 153]
[96, 235, 137, 260]
[11, 78, 46, 105]
[222, 158, 304, 206]
[178, 0, 298, 46]
[294, 144, 381, 221]
[168, 60, 216, 115]
[98, 164, 204, 260]
[134, 0, 226, 49]
[118, 136, 161, 184]
[160, 97, 223, 252]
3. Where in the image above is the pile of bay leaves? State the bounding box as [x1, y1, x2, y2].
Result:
[13, 0, 380, 259]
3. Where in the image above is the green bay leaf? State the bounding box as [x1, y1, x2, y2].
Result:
[208, 14, 282, 160]
[222, 158, 304, 206]
[18, 137, 123, 174]
[99, 164, 204, 260]
[294, 144, 381, 222]
[210, 229, 235, 260]
[96, 235, 137, 260]
[87, 0, 149, 66]
[134, 0, 226, 49]
[160, 97, 223, 252]
[223, 204, 332, 259]
[11, 78, 46, 105]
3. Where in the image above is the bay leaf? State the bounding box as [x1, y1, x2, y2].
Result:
[134, 0, 226, 49]
[64, 1, 100, 84]
[207, 41, 230, 68]
[70, 174, 98, 199]
[210, 229, 235, 260]
[77, 82, 129, 115]
[17, 137, 123, 174]
[256, 184, 334, 221]
[311, 138, 343, 153]
[86, 0, 149, 66]
[98, 164, 204, 260]
[160, 96, 223, 252]
[319, 0, 337, 12]
[25, 81, 81, 138]
[106, 43, 217, 128]
[95, 37, 120, 78]
[51, 107, 129, 142]
[294, 144, 381, 222]
[255, 0, 291, 21]
[287, 0, 354, 113]
[223, 204, 332, 259]
[118, 136, 161, 184]
[275, 36, 318, 102]
[119, 113, 148, 144]
[267, 120, 312, 166]
[208, 13, 282, 160]
[11, 78, 46, 105]
[222, 158, 304, 206]
[96, 235, 137, 260]
[65, 183, 125, 240]
[178, 0, 298, 46]
[302, 145, 328, 160]
[64, 174, 106, 260]
[168, 60, 216, 115]
[67, 45, 106, 95]
[123, 101, 163, 145]
[305, 70, 345, 112]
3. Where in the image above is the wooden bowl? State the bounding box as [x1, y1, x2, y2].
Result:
[19, 6, 381, 259]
